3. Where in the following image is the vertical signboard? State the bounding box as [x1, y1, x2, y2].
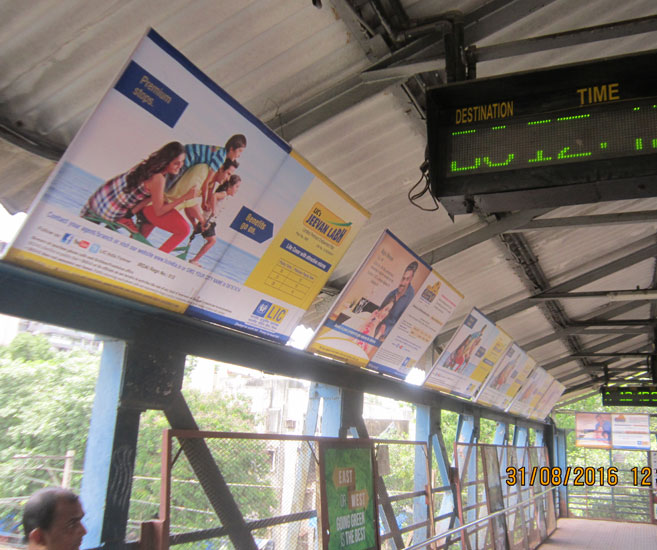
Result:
[611, 414, 651, 450]
[476, 345, 535, 410]
[3, 29, 368, 343]
[319, 440, 379, 550]
[424, 308, 500, 398]
[575, 412, 613, 449]
[307, 230, 462, 377]
[530, 379, 565, 420]
[508, 367, 551, 417]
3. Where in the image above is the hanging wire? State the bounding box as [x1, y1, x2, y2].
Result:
[408, 159, 440, 211]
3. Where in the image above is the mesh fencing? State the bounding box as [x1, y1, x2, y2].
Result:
[143, 432, 433, 550]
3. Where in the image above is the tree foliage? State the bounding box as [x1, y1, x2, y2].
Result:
[0, 334, 276, 541]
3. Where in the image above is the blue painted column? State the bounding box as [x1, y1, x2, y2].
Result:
[319, 384, 343, 437]
[413, 405, 431, 545]
[80, 339, 139, 550]
[514, 425, 528, 448]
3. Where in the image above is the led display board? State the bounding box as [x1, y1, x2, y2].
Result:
[426, 50, 657, 215]
[601, 385, 657, 406]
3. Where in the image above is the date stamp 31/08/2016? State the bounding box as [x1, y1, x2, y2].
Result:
[505, 466, 656, 487]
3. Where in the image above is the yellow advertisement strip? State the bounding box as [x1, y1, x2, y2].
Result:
[245, 173, 368, 310]
[5, 249, 188, 313]
[470, 329, 512, 383]
[290, 150, 371, 218]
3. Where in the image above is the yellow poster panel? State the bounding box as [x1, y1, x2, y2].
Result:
[245, 151, 369, 310]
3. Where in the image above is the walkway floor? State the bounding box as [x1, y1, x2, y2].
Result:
[540, 518, 657, 549]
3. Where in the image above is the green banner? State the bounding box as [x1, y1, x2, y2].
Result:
[323, 445, 377, 550]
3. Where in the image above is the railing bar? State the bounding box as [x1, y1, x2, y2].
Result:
[404, 486, 557, 550]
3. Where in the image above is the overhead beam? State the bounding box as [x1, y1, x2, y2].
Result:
[488, 240, 657, 323]
[522, 301, 648, 351]
[474, 15, 657, 62]
[436, 240, 657, 347]
[267, 0, 561, 141]
[506, 210, 657, 232]
[570, 352, 652, 358]
[419, 208, 551, 266]
[530, 289, 657, 301]
[541, 334, 641, 371]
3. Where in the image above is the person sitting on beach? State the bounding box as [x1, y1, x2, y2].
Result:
[81, 142, 196, 253]
[167, 135, 246, 219]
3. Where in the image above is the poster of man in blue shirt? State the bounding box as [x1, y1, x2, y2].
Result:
[379, 261, 418, 338]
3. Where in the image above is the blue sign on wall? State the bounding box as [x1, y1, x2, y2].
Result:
[114, 61, 188, 128]
[230, 206, 274, 243]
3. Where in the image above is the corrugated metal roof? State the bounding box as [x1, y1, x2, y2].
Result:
[2, 0, 657, 410]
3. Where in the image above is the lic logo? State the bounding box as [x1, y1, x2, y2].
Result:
[253, 300, 288, 323]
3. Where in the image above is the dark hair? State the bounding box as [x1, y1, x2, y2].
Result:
[125, 141, 185, 190]
[216, 174, 242, 194]
[23, 487, 79, 538]
[220, 158, 239, 171]
[225, 134, 247, 152]
[374, 293, 397, 335]
[405, 261, 419, 275]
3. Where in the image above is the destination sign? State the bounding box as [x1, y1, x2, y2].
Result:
[427, 50, 657, 215]
[601, 385, 657, 406]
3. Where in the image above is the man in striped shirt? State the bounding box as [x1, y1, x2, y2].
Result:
[152, 134, 246, 233]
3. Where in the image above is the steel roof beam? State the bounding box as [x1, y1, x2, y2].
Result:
[522, 301, 648, 351]
[267, 0, 560, 141]
[530, 290, 657, 301]
[542, 334, 642, 371]
[506, 210, 657, 232]
[488, 240, 657, 323]
[473, 15, 657, 62]
[436, 240, 657, 347]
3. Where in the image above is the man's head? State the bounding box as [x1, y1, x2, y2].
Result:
[215, 159, 239, 183]
[23, 488, 86, 550]
[224, 134, 247, 161]
[396, 261, 418, 297]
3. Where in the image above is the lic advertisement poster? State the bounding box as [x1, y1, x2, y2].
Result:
[307, 230, 461, 377]
[609, 414, 651, 450]
[3, 29, 368, 343]
[575, 412, 613, 449]
[423, 308, 500, 398]
[530, 379, 565, 420]
[319, 441, 378, 550]
[476, 344, 535, 410]
[507, 367, 551, 417]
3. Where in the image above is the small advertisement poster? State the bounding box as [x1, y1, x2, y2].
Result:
[529, 379, 565, 420]
[2, 29, 368, 343]
[319, 440, 378, 550]
[507, 367, 551, 417]
[307, 230, 460, 376]
[368, 268, 463, 378]
[476, 345, 535, 410]
[575, 412, 613, 449]
[423, 308, 500, 398]
[611, 414, 651, 450]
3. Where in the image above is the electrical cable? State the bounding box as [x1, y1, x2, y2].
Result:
[407, 159, 440, 211]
